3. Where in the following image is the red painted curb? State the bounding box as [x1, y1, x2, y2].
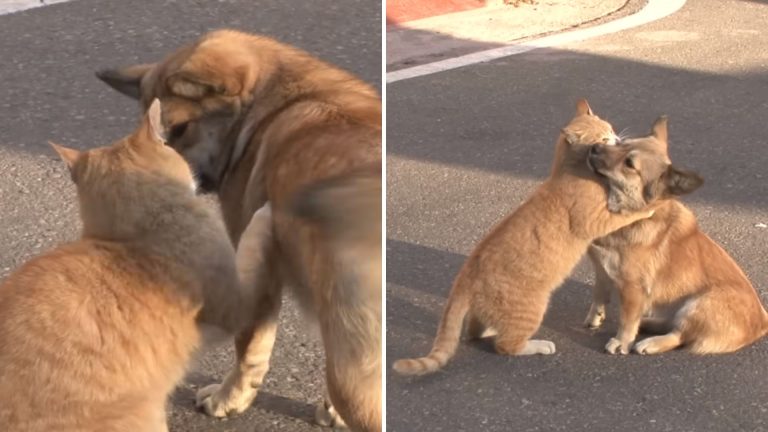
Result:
[386, 0, 485, 25]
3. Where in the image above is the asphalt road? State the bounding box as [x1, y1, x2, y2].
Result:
[0, 1, 380, 431]
[387, 1, 768, 431]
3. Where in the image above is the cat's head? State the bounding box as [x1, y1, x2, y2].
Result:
[51, 99, 197, 238]
[552, 99, 619, 173]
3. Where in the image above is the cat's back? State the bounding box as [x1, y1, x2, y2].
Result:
[465, 182, 574, 277]
[0, 239, 200, 430]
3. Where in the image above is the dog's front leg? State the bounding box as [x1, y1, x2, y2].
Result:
[197, 205, 283, 417]
[196, 269, 282, 418]
[605, 282, 645, 355]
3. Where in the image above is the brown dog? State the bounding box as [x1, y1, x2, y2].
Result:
[97, 30, 381, 431]
[586, 116, 768, 355]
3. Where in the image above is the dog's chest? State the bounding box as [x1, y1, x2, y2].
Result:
[590, 244, 622, 281]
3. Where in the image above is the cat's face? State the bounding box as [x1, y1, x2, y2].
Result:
[562, 99, 620, 148]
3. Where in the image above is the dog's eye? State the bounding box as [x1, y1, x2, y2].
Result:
[169, 122, 189, 141]
[624, 158, 635, 169]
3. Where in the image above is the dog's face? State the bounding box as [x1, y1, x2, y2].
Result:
[588, 116, 703, 213]
[96, 31, 270, 191]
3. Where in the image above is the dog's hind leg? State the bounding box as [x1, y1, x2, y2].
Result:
[319, 277, 381, 432]
[197, 206, 283, 417]
[633, 331, 683, 355]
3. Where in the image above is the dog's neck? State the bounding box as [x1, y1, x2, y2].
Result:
[224, 53, 379, 175]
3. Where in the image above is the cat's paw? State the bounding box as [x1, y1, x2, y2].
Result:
[195, 382, 256, 418]
[604, 337, 629, 355]
[526, 339, 557, 355]
[583, 310, 606, 330]
[315, 399, 348, 429]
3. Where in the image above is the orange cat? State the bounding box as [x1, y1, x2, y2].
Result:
[394, 100, 654, 375]
[0, 100, 260, 432]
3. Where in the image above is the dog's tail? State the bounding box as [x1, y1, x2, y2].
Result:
[393, 275, 472, 376]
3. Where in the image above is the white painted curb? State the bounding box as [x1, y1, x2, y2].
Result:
[387, 0, 687, 83]
[0, 0, 75, 16]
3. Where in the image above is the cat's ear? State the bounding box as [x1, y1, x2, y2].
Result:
[136, 98, 167, 145]
[49, 141, 81, 182]
[561, 128, 579, 145]
[575, 98, 594, 116]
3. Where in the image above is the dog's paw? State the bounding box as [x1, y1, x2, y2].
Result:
[315, 399, 348, 429]
[633, 338, 661, 355]
[195, 383, 255, 418]
[604, 337, 629, 355]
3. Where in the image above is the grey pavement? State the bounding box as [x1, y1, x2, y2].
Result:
[0, 1, 380, 431]
[387, 0, 768, 431]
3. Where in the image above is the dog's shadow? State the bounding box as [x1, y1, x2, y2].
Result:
[172, 371, 317, 425]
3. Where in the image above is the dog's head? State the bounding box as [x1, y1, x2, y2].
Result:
[552, 99, 619, 173]
[96, 30, 278, 191]
[51, 99, 196, 238]
[587, 116, 704, 213]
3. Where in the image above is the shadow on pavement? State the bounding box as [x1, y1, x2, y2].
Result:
[172, 374, 317, 425]
[388, 45, 768, 211]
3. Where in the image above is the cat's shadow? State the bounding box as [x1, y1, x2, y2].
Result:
[387, 239, 621, 355]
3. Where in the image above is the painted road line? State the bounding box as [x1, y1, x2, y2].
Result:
[0, 0, 75, 16]
[387, 0, 687, 83]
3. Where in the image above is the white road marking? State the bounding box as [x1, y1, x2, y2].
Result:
[387, 0, 687, 83]
[0, 0, 75, 16]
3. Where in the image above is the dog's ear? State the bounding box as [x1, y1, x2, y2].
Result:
[665, 165, 703, 196]
[575, 98, 594, 116]
[96, 64, 154, 100]
[651, 115, 669, 143]
[165, 67, 243, 99]
[49, 141, 81, 181]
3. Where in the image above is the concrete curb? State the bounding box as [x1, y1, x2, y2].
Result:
[387, 0, 687, 83]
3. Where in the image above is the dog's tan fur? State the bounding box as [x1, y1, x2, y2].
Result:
[97, 30, 381, 431]
[392, 100, 654, 376]
[0, 100, 257, 432]
[585, 117, 768, 355]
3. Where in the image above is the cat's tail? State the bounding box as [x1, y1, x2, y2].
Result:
[393, 279, 472, 376]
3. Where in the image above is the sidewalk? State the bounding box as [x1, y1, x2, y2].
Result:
[388, 0, 631, 70]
